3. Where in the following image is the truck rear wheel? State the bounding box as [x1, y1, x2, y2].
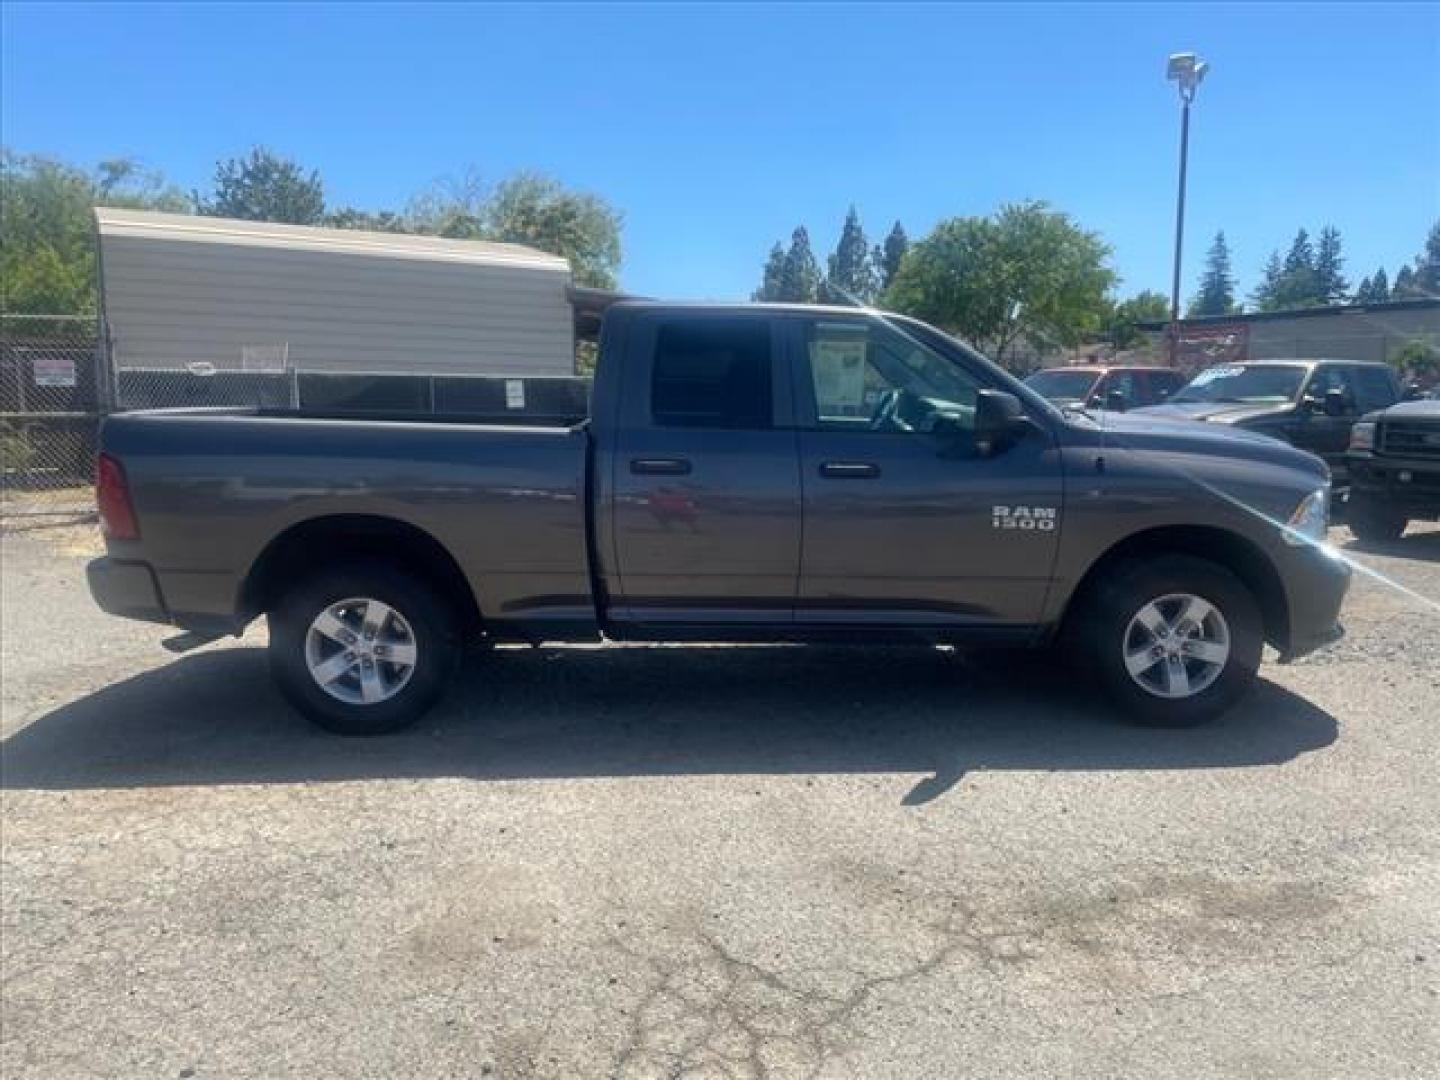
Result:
[269, 560, 460, 735]
[1347, 496, 1407, 543]
[1077, 555, 1263, 727]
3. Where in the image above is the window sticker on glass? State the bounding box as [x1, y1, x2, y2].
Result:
[811, 337, 868, 416]
[1191, 365, 1243, 385]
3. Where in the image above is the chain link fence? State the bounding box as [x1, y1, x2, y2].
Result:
[1, 315, 103, 522]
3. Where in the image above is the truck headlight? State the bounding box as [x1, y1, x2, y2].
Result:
[1283, 487, 1329, 546]
[1348, 421, 1376, 451]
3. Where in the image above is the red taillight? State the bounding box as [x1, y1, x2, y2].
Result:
[96, 453, 139, 540]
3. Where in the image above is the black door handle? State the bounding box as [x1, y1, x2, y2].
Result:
[819, 461, 880, 479]
[630, 457, 692, 476]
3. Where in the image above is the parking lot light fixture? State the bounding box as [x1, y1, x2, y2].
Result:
[1166, 51, 1209, 366]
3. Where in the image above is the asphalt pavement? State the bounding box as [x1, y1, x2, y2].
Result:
[2, 522, 1437, 1078]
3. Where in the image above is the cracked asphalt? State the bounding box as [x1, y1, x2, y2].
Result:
[2, 522, 1438, 1078]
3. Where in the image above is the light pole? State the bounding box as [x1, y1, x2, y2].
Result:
[1166, 52, 1209, 366]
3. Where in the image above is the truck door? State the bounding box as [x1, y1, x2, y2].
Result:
[606, 313, 801, 626]
[788, 316, 1063, 630]
[1295, 365, 1359, 471]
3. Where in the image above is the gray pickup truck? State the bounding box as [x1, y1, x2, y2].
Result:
[88, 302, 1350, 733]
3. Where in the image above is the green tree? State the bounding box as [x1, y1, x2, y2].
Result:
[826, 206, 877, 302]
[1252, 229, 1333, 311]
[1108, 290, 1171, 349]
[1188, 230, 1237, 316]
[482, 173, 622, 289]
[197, 147, 326, 225]
[1, 151, 189, 316]
[1390, 338, 1439, 378]
[1393, 264, 1418, 299]
[1371, 266, 1390, 302]
[1355, 267, 1389, 304]
[407, 171, 623, 288]
[324, 207, 409, 233]
[1412, 220, 1440, 298]
[778, 226, 821, 303]
[753, 242, 786, 301]
[1251, 251, 1284, 311]
[1314, 225, 1348, 303]
[883, 201, 1116, 367]
[875, 221, 908, 291]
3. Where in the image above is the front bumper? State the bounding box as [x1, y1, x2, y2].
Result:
[1275, 545, 1350, 663]
[1347, 452, 1440, 515]
[86, 557, 171, 626]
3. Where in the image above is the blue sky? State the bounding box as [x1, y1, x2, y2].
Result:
[4, 2, 1437, 302]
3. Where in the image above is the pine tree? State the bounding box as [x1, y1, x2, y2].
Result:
[1283, 228, 1315, 276]
[1354, 275, 1373, 304]
[1189, 230, 1237, 316]
[778, 227, 821, 303]
[1251, 250, 1285, 310]
[1371, 266, 1390, 302]
[1314, 226, 1349, 303]
[1255, 228, 1324, 310]
[826, 206, 877, 302]
[1414, 220, 1440, 297]
[753, 242, 786, 301]
[1393, 264, 1418, 299]
[876, 222, 909, 291]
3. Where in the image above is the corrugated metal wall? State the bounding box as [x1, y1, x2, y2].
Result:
[97, 220, 576, 376]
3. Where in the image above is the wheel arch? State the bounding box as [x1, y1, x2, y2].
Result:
[239, 514, 483, 637]
[1061, 525, 1290, 651]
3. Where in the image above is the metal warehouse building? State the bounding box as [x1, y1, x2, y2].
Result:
[94, 208, 577, 377]
[1141, 298, 1440, 370]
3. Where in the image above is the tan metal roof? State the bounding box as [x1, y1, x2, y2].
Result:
[93, 207, 571, 273]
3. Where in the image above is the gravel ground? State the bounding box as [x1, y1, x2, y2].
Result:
[2, 522, 1437, 1079]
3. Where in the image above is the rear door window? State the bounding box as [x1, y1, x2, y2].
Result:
[650, 320, 774, 429]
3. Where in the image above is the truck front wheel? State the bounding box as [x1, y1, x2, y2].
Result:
[269, 560, 460, 735]
[1078, 555, 1264, 727]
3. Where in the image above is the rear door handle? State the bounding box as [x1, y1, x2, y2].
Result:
[819, 461, 880, 479]
[630, 457, 692, 476]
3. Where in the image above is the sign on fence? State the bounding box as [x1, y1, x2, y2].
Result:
[27, 349, 77, 387]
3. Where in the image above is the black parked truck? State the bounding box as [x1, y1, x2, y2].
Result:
[1345, 399, 1440, 541]
[88, 302, 1350, 734]
[1133, 358, 1406, 485]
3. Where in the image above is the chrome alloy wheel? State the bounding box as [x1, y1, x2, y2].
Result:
[1121, 592, 1230, 699]
[304, 598, 417, 705]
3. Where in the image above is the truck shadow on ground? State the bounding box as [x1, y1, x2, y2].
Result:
[1, 645, 1338, 803]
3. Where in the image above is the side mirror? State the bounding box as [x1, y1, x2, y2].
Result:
[1323, 387, 1348, 417]
[1104, 388, 1128, 412]
[974, 389, 1027, 456]
[1403, 382, 1424, 402]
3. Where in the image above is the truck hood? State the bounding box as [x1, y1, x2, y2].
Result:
[1130, 400, 1291, 425]
[1085, 409, 1327, 480]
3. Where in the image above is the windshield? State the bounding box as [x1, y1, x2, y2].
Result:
[1171, 364, 1306, 404]
[1024, 368, 1101, 401]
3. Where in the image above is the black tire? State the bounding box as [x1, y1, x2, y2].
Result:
[1347, 496, 1407, 543]
[269, 559, 460, 735]
[1072, 555, 1264, 728]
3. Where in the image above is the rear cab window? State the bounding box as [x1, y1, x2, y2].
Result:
[649, 319, 775, 429]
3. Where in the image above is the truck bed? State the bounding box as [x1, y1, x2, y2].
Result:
[99, 408, 596, 636]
